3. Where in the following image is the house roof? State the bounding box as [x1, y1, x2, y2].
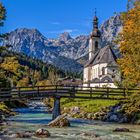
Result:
[85, 45, 117, 67]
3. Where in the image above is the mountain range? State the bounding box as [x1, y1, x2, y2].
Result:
[4, 15, 122, 73]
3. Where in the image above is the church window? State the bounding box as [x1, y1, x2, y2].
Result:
[98, 67, 100, 76]
[102, 67, 105, 75]
[95, 41, 98, 52]
[112, 75, 115, 78]
[112, 69, 115, 72]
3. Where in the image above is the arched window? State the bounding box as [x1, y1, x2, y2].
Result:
[102, 67, 105, 75]
[95, 41, 98, 52]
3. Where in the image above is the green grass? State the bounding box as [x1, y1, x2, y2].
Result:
[61, 98, 119, 113]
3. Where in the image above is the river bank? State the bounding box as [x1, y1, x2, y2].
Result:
[0, 102, 15, 123]
[44, 97, 140, 125]
[62, 104, 140, 125]
[0, 100, 27, 124]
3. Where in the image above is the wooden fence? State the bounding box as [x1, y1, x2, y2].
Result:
[0, 85, 139, 101]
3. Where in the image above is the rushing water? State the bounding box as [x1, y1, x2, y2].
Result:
[1, 101, 140, 140]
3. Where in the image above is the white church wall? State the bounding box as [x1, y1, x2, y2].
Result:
[89, 37, 101, 60]
[83, 68, 88, 82]
[89, 39, 94, 60]
[83, 82, 117, 88]
[91, 63, 108, 79]
[107, 67, 121, 82]
[90, 82, 117, 88]
[83, 67, 91, 82]
[84, 63, 120, 88]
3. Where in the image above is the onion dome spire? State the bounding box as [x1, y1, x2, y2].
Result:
[91, 9, 101, 38]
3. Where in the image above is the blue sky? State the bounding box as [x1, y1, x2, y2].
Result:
[1, 0, 127, 38]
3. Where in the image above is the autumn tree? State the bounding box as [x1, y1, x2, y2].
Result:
[0, 3, 6, 26]
[0, 2, 6, 40]
[118, 0, 140, 88]
[48, 67, 59, 85]
[0, 3, 10, 88]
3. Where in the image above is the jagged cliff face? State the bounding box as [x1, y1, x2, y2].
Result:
[4, 15, 122, 72]
[7, 28, 47, 58]
[100, 15, 122, 45]
[100, 15, 122, 57]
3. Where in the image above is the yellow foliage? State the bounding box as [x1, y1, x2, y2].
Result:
[36, 80, 51, 86]
[118, 1, 140, 87]
[0, 57, 23, 77]
[16, 77, 29, 87]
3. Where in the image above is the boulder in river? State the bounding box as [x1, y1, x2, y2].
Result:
[48, 114, 70, 127]
[70, 106, 80, 115]
[113, 128, 130, 132]
[80, 132, 98, 138]
[35, 128, 50, 138]
[9, 131, 33, 138]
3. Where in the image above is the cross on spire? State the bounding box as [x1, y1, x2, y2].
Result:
[95, 8, 97, 16]
[93, 8, 98, 30]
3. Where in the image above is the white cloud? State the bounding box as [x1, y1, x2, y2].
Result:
[63, 29, 78, 33]
[49, 29, 79, 34]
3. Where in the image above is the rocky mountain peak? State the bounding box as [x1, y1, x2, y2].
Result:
[14, 28, 45, 38]
[59, 32, 72, 42]
[100, 14, 122, 45]
[4, 15, 122, 72]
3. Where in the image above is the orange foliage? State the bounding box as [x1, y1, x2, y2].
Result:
[118, 1, 140, 87]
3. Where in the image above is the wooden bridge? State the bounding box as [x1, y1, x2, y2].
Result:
[0, 85, 139, 119]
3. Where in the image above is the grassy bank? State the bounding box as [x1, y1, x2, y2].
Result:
[44, 98, 119, 113]
[61, 98, 119, 113]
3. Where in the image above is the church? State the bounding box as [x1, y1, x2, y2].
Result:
[83, 14, 121, 88]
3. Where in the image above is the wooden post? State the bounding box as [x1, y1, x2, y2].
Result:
[8, 88, 11, 101]
[56, 85, 58, 93]
[37, 86, 39, 96]
[72, 86, 75, 97]
[123, 88, 126, 97]
[52, 96, 61, 120]
[107, 88, 109, 98]
[90, 87, 92, 97]
[70, 86, 75, 97]
[18, 87, 21, 98]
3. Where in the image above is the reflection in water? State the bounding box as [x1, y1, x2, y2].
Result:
[2, 101, 140, 140]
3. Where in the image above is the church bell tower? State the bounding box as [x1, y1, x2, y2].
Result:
[89, 11, 101, 60]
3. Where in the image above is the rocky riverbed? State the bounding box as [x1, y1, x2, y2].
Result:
[61, 103, 140, 125]
[1, 101, 140, 140]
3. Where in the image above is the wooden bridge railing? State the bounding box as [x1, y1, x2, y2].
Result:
[0, 85, 140, 101]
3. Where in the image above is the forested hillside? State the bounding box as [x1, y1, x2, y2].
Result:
[0, 46, 81, 88]
[0, 46, 49, 87]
